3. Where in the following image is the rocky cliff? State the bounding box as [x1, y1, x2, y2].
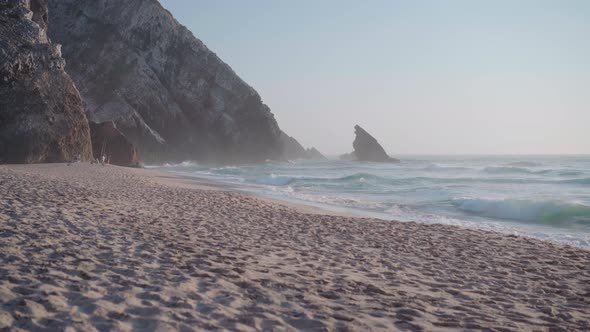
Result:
[0, 0, 92, 163]
[48, 0, 284, 163]
[90, 121, 140, 167]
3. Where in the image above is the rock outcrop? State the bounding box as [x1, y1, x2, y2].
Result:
[280, 132, 307, 160]
[341, 125, 398, 162]
[0, 0, 92, 163]
[89, 121, 140, 167]
[280, 131, 326, 160]
[48, 0, 283, 163]
[353, 125, 398, 162]
[305, 147, 327, 160]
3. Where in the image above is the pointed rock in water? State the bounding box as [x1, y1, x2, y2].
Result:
[48, 0, 283, 164]
[351, 125, 398, 162]
[0, 0, 92, 163]
[90, 121, 140, 167]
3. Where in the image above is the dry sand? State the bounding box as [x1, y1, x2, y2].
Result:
[0, 163, 589, 331]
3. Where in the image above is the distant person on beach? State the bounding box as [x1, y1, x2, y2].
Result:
[101, 155, 106, 165]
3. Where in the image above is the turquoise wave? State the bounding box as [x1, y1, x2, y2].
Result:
[453, 198, 590, 226]
[153, 158, 590, 236]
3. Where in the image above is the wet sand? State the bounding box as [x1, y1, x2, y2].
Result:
[0, 163, 589, 331]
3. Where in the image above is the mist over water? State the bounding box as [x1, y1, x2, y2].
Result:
[152, 155, 590, 248]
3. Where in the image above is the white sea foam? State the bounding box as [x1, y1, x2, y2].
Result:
[152, 155, 590, 249]
[255, 174, 294, 186]
[452, 198, 590, 224]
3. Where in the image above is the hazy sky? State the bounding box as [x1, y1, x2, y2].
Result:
[160, 0, 590, 155]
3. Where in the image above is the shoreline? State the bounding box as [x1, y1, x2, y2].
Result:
[138, 167, 363, 218]
[148, 165, 590, 251]
[1, 163, 589, 330]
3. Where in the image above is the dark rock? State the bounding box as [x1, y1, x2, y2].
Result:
[0, 0, 92, 163]
[342, 125, 398, 162]
[280, 131, 327, 160]
[48, 0, 283, 164]
[89, 121, 140, 167]
[305, 147, 327, 160]
[280, 131, 308, 160]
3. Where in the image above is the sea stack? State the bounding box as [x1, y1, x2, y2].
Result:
[0, 0, 93, 163]
[346, 125, 398, 162]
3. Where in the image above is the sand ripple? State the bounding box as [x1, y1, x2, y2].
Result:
[1, 164, 589, 331]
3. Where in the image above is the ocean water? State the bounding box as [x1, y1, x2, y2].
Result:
[151, 156, 590, 249]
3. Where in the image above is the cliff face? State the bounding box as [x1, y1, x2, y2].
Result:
[90, 121, 140, 167]
[0, 0, 92, 163]
[48, 0, 283, 163]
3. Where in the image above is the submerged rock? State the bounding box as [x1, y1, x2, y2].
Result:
[341, 125, 398, 162]
[0, 0, 92, 163]
[48, 0, 283, 163]
[90, 121, 140, 167]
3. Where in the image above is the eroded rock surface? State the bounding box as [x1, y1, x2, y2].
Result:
[0, 0, 92, 163]
[353, 125, 398, 162]
[90, 121, 140, 167]
[281, 132, 327, 160]
[341, 125, 398, 162]
[49, 0, 283, 163]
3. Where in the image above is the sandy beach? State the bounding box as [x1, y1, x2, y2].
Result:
[0, 164, 589, 331]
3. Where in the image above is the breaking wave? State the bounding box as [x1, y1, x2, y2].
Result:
[453, 198, 590, 226]
[152, 156, 590, 248]
[483, 166, 551, 175]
